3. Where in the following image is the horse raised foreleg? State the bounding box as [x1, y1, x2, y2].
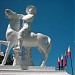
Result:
[1, 41, 14, 65]
[0, 40, 8, 46]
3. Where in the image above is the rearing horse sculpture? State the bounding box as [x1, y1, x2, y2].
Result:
[0, 9, 22, 65]
[0, 6, 52, 66]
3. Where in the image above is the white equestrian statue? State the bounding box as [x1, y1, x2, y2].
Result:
[0, 5, 52, 66]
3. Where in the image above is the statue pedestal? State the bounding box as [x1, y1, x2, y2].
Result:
[0, 66, 70, 75]
[13, 48, 33, 67]
[22, 48, 34, 67]
[13, 49, 22, 66]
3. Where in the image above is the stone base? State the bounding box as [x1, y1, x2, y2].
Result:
[0, 66, 55, 70]
[0, 66, 70, 75]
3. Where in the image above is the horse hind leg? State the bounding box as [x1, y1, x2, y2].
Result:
[40, 41, 52, 67]
[46, 36, 52, 53]
[37, 47, 48, 67]
[40, 38, 52, 67]
[40, 51, 48, 67]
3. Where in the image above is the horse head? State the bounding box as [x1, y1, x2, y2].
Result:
[5, 9, 17, 19]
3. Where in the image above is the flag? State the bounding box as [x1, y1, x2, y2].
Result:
[67, 46, 71, 56]
[58, 57, 61, 70]
[67, 46, 74, 75]
[61, 55, 64, 70]
[63, 51, 67, 67]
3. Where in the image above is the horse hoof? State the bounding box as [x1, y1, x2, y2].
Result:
[40, 61, 45, 67]
[40, 63, 44, 67]
[40, 64, 44, 67]
[0, 64, 4, 66]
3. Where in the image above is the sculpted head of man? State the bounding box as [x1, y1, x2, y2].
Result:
[26, 5, 37, 15]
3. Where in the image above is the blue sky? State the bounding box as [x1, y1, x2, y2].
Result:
[0, 0, 74, 74]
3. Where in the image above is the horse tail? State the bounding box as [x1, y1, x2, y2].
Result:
[46, 36, 52, 53]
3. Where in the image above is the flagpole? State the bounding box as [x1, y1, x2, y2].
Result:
[67, 46, 74, 75]
[70, 54, 74, 75]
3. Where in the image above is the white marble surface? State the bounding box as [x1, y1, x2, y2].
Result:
[0, 66, 55, 70]
[0, 66, 70, 75]
[0, 69, 69, 75]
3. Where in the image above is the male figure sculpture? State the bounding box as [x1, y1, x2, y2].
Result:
[0, 5, 52, 67]
[17, 5, 36, 51]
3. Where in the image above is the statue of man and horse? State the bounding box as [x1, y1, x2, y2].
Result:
[0, 5, 52, 67]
